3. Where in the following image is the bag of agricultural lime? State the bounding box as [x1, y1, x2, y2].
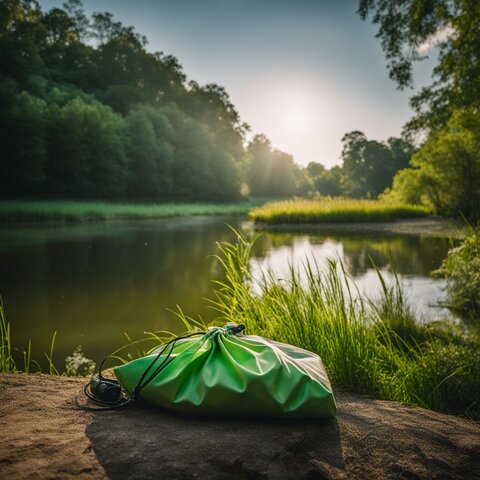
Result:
[114, 324, 336, 418]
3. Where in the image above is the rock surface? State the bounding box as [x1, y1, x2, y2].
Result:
[0, 374, 479, 479]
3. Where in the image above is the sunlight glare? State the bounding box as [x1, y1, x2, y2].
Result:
[285, 108, 309, 132]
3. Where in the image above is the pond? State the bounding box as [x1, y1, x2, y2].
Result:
[0, 216, 454, 369]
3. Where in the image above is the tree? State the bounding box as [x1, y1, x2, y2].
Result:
[358, 0, 480, 134]
[46, 97, 129, 197]
[0, 1, 246, 201]
[296, 162, 344, 197]
[0, 88, 48, 196]
[247, 135, 296, 197]
[125, 106, 174, 197]
[340, 131, 411, 197]
[0, 0, 46, 86]
[387, 109, 480, 218]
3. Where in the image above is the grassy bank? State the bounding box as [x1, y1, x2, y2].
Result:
[249, 198, 430, 224]
[0, 200, 265, 223]
[199, 231, 479, 418]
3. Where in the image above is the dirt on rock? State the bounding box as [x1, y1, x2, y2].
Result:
[0, 374, 479, 479]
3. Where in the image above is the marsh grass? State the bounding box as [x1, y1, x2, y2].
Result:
[0, 199, 265, 223]
[0, 298, 15, 373]
[202, 230, 480, 418]
[249, 198, 430, 224]
[0, 300, 57, 374]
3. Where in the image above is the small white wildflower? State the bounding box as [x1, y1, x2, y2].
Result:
[65, 345, 96, 377]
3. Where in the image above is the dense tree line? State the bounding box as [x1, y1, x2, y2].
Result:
[2, 0, 447, 205]
[0, 0, 250, 200]
[295, 132, 413, 199]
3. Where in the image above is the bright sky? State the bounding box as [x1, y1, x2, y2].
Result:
[40, 0, 437, 167]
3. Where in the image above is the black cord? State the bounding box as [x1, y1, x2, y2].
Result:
[83, 330, 206, 410]
[81, 381, 133, 411]
[134, 331, 206, 395]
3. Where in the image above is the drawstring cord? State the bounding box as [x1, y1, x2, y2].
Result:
[133, 331, 207, 397]
[83, 331, 206, 410]
[82, 324, 244, 410]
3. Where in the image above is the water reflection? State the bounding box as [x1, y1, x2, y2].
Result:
[0, 218, 454, 367]
[251, 232, 452, 276]
[0, 217, 243, 365]
[250, 232, 452, 318]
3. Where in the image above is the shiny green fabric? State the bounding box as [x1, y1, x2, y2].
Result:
[114, 325, 336, 418]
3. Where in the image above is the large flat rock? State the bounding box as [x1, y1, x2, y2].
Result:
[0, 374, 479, 479]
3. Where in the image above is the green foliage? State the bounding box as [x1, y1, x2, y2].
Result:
[247, 135, 296, 197]
[358, 0, 480, 134]
[340, 131, 413, 198]
[46, 97, 130, 197]
[0, 87, 48, 195]
[297, 163, 343, 197]
[0, 298, 15, 373]
[361, 1, 480, 221]
[249, 198, 429, 224]
[0, 298, 56, 374]
[387, 109, 480, 218]
[208, 231, 480, 418]
[295, 133, 413, 199]
[125, 106, 173, 197]
[0, 0, 246, 201]
[439, 227, 480, 317]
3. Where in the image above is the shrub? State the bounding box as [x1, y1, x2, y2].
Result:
[439, 227, 480, 318]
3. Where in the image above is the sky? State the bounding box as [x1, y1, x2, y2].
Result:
[40, 0, 437, 167]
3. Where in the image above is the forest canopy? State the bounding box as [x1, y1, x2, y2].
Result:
[0, 0, 250, 200]
[1, 0, 414, 202]
[4, 0, 477, 218]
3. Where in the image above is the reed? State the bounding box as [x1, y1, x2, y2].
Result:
[203, 230, 480, 418]
[249, 198, 430, 224]
[0, 300, 57, 374]
[0, 298, 15, 373]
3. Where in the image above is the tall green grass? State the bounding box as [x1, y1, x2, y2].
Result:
[0, 298, 15, 373]
[0, 299, 56, 374]
[249, 198, 430, 224]
[200, 230, 480, 418]
[0, 199, 265, 223]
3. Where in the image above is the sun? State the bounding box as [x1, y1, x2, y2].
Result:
[284, 108, 310, 133]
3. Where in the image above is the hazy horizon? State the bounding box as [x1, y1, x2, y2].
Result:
[40, 0, 437, 167]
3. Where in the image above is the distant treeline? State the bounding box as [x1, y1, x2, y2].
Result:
[0, 0, 412, 201]
[1, 0, 247, 199]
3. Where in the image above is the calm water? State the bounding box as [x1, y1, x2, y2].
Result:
[0, 217, 453, 368]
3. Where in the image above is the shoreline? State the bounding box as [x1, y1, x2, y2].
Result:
[252, 217, 466, 238]
[1, 373, 479, 479]
[0, 200, 264, 224]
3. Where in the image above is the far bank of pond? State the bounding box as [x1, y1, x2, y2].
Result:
[0, 215, 462, 368]
[0, 200, 266, 223]
[249, 198, 431, 223]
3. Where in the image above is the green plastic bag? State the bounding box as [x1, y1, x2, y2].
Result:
[114, 324, 336, 418]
